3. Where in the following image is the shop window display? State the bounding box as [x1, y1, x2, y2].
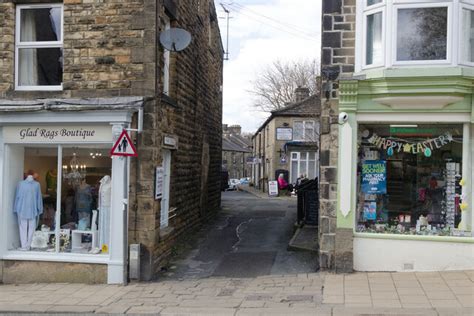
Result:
[356, 124, 466, 236]
[12, 146, 111, 254]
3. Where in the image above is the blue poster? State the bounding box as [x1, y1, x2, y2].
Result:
[361, 160, 387, 194]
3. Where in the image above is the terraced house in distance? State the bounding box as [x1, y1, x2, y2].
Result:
[0, 0, 223, 284]
[322, 0, 474, 273]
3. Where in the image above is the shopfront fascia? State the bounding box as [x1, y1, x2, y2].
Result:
[337, 69, 474, 272]
[0, 103, 140, 284]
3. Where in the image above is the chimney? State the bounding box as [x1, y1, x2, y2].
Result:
[294, 87, 310, 102]
[229, 125, 241, 135]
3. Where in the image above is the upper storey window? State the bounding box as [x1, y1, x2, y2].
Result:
[357, 0, 474, 71]
[15, 4, 63, 91]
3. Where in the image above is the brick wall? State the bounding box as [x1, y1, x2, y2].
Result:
[320, 0, 355, 271]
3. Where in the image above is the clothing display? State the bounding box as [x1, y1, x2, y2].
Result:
[75, 182, 92, 213]
[45, 169, 57, 194]
[13, 175, 43, 250]
[18, 216, 36, 250]
[98, 175, 111, 250]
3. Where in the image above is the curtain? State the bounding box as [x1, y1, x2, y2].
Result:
[19, 10, 38, 86]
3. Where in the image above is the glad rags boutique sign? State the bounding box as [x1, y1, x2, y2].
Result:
[3, 125, 113, 143]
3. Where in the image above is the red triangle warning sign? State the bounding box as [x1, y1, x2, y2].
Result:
[110, 130, 138, 157]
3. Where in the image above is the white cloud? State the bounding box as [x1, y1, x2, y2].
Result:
[215, 0, 322, 133]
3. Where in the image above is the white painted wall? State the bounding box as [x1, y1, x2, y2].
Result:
[354, 237, 474, 271]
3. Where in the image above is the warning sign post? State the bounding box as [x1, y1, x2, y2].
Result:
[110, 130, 138, 157]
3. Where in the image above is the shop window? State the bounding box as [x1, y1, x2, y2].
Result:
[356, 124, 466, 237]
[290, 151, 318, 184]
[461, 7, 474, 63]
[8, 145, 111, 254]
[15, 4, 63, 90]
[396, 6, 448, 61]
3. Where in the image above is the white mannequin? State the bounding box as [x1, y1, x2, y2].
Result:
[98, 175, 111, 250]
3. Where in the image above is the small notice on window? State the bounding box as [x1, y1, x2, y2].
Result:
[361, 160, 387, 194]
[155, 167, 164, 200]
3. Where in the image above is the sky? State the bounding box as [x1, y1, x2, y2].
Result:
[214, 0, 322, 133]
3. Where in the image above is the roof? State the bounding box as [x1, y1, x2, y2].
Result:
[253, 94, 321, 138]
[222, 134, 252, 153]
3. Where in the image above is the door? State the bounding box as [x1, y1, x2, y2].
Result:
[160, 150, 171, 228]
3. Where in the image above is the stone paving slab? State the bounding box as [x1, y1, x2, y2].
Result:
[0, 271, 472, 315]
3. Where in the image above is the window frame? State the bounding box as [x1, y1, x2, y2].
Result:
[293, 120, 317, 142]
[161, 14, 171, 96]
[362, 6, 386, 69]
[391, 2, 453, 66]
[15, 3, 64, 91]
[290, 151, 318, 183]
[459, 3, 474, 66]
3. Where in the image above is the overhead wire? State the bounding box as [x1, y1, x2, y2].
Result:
[223, 1, 317, 38]
[218, 2, 318, 42]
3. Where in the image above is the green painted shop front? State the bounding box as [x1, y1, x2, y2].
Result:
[337, 67, 474, 271]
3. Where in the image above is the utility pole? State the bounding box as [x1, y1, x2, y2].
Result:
[220, 3, 231, 61]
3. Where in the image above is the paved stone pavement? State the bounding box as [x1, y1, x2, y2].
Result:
[0, 271, 472, 315]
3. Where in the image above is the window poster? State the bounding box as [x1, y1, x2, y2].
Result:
[361, 160, 387, 194]
[155, 167, 164, 200]
[363, 202, 377, 221]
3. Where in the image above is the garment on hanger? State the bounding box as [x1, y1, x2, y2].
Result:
[14, 175, 43, 250]
[45, 169, 57, 194]
[14, 175, 43, 220]
[75, 182, 92, 213]
[98, 175, 111, 250]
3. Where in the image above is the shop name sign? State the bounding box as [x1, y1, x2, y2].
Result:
[4, 125, 113, 143]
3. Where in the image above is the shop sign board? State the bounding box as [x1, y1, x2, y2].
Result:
[276, 127, 293, 141]
[268, 180, 279, 197]
[246, 156, 255, 165]
[163, 135, 178, 149]
[110, 130, 138, 157]
[361, 160, 387, 194]
[3, 125, 112, 143]
[155, 166, 164, 200]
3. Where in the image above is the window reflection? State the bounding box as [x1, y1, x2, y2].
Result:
[397, 7, 447, 61]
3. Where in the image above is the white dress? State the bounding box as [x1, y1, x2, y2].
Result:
[98, 175, 111, 249]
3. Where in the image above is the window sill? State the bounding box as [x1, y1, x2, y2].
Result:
[354, 232, 474, 244]
[1, 250, 111, 264]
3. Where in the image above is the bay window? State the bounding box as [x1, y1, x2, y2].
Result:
[357, 0, 473, 70]
[15, 4, 63, 90]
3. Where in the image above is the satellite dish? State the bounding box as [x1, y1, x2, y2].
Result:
[159, 28, 192, 52]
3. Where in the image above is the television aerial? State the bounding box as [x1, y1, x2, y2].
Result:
[159, 28, 192, 52]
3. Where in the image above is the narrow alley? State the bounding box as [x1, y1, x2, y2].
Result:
[159, 190, 318, 280]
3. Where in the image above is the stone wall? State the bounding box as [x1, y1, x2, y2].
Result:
[0, 1, 14, 96]
[127, 0, 223, 280]
[1, 261, 106, 284]
[0, 0, 223, 282]
[320, 0, 355, 271]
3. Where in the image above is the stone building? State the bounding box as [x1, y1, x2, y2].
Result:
[252, 88, 321, 193]
[0, 0, 223, 284]
[320, 0, 356, 272]
[222, 124, 252, 180]
[322, 0, 474, 273]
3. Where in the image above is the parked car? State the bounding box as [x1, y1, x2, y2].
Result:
[228, 178, 240, 190]
[239, 177, 250, 185]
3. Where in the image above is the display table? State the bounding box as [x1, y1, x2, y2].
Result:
[71, 230, 98, 251]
